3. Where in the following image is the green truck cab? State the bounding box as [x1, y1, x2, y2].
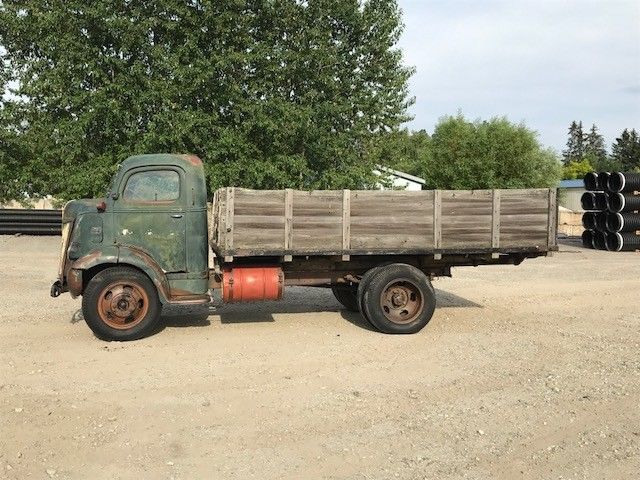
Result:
[51, 154, 211, 339]
[51, 153, 557, 341]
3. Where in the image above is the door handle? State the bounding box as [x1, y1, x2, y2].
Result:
[170, 214, 183, 219]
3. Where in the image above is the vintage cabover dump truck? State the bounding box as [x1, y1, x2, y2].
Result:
[51, 154, 558, 340]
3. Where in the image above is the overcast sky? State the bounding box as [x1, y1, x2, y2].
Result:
[397, 0, 640, 152]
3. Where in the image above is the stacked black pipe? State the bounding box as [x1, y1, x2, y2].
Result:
[0, 209, 62, 235]
[581, 172, 640, 252]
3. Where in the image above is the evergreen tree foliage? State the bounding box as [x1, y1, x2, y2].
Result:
[611, 128, 640, 172]
[584, 124, 607, 169]
[0, 0, 414, 200]
[562, 120, 584, 164]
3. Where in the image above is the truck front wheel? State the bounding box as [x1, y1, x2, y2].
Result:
[361, 264, 436, 334]
[82, 266, 161, 341]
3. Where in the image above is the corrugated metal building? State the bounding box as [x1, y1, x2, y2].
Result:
[559, 179, 585, 212]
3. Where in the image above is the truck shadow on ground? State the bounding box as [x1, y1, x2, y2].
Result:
[162, 287, 482, 332]
[435, 289, 483, 308]
[70, 288, 482, 336]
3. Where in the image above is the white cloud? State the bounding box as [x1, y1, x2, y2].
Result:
[398, 0, 640, 151]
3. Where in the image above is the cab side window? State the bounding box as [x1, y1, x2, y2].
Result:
[123, 170, 180, 202]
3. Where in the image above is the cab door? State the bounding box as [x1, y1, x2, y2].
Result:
[113, 167, 187, 273]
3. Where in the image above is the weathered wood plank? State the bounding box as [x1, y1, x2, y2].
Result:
[441, 236, 492, 249]
[292, 216, 344, 227]
[342, 189, 351, 256]
[285, 189, 293, 250]
[234, 204, 289, 216]
[351, 191, 433, 217]
[234, 215, 285, 226]
[224, 187, 234, 251]
[351, 223, 432, 235]
[500, 236, 548, 248]
[233, 229, 287, 250]
[293, 233, 342, 250]
[434, 190, 442, 249]
[351, 234, 436, 250]
[492, 190, 501, 249]
[548, 188, 558, 247]
[498, 191, 548, 214]
[500, 213, 550, 222]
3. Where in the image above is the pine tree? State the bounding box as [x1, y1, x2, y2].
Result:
[611, 129, 640, 171]
[584, 124, 607, 169]
[562, 121, 585, 164]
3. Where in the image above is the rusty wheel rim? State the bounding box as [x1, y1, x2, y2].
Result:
[379, 278, 424, 325]
[97, 281, 149, 330]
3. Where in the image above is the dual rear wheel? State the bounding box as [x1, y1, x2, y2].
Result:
[332, 264, 436, 334]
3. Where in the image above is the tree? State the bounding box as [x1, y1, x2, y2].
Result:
[562, 120, 584, 164]
[0, 49, 27, 203]
[0, 0, 414, 200]
[562, 158, 593, 180]
[367, 129, 430, 177]
[417, 114, 561, 190]
[584, 124, 607, 169]
[610, 128, 640, 171]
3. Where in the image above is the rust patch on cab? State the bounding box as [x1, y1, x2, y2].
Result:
[180, 154, 203, 166]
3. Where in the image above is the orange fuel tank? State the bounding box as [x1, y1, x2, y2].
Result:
[222, 266, 284, 303]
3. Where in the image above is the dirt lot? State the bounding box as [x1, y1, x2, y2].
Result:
[0, 235, 638, 480]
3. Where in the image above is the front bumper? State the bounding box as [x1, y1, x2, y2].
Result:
[50, 267, 82, 298]
[50, 280, 65, 297]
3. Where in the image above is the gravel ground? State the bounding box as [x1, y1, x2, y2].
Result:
[0, 235, 638, 480]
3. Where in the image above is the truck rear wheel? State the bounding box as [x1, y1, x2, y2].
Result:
[331, 285, 359, 312]
[356, 265, 386, 323]
[361, 264, 436, 334]
[82, 266, 161, 341]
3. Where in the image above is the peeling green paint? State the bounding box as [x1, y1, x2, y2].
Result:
[57, 154, 209, 300]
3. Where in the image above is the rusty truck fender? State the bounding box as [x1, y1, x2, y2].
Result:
[67, 245, 171, 303]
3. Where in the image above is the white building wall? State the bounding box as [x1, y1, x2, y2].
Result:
[372, 167, 425, 191]
[387, 176, 424, 191]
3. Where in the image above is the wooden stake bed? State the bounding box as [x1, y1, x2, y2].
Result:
[210, 188, 558, 259]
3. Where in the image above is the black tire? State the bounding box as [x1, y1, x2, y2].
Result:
[331, 285, 359, 312]
[82, 266, 161, 341]
[361, 264, 436, 334]
[357, 265, 386, 321]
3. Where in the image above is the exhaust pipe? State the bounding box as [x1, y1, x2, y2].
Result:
[607, 193, 640, 213]
[581, 229, 594, 248]
[605, 232, 640, 252]
[608, 172, 640, 193]
[606, 213, 640, 233]
[583, 172, 598, 191]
